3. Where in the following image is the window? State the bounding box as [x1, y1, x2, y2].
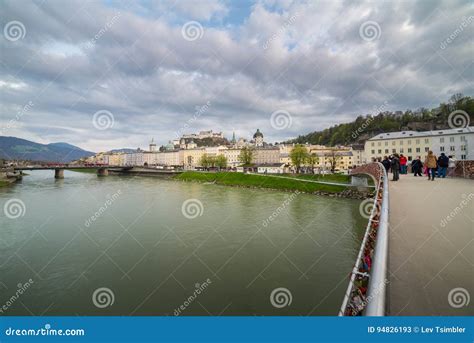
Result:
[461, 145, 466, 151]
[392, 141, 396, 146]
[416, 147, 420, 153]
[408, 148, 412, 153]
[425, 147, 429, 152]
[425, 138, 429, 143]
[371, 142, 375, 147]
[400, 148, 404, 153]
[392, 149, 396, 153]
[400, 140, 404, 145]
[385, 141, 388, 146]
[461, 155, 466, 160]
[407, 140, 411, 144]
[450, 137, 455, 142]
[450, 146, 455, 151]
[385, 149, 389, 153]
[371, 150, 375, 154]
[440, 146, 445, 152]
[416, 139, 420, 144]
[378, 149, 382, 154]
[440, 137, 444, 143]
[460, 136, 466, 142]
[408, 156, 412, 161]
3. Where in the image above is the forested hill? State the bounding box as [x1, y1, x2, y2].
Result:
[289, 94, 474, 146]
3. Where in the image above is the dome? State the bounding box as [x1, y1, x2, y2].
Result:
[253, 129, 263, 138]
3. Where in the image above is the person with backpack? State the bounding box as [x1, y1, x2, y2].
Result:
[437, 153, 449, 178]
[411, 156, 423, 177]
[425, 151, 437, 181]
[391, 154, 400, 181]
[382, 156, 391, 173]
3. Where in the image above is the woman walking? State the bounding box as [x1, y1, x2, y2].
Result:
[425, 151, 437, 181]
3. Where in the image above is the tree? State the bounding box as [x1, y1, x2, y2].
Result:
[200, 154, 216, 170]
[290, 145, 309, 173]
[238, 147, 255, 166]
[305, 152, 319, 174]
[215, 155, 227, 170]
[325, 149, 342, 173]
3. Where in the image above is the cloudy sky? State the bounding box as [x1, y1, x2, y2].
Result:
[1, 0, 473, 152]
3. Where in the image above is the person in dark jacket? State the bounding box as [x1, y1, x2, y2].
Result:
[411, 156, 423, 176]
[437, 153, 449, 178]
[382, 156, 391, 173]
[391, 154, 400, 181]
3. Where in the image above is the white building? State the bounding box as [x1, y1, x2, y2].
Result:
[125, 151, 144, 166]
[365, 127, 474, 161]
[257, 163, 286, 174]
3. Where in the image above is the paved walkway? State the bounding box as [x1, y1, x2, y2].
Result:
[388, 173, 473, 315]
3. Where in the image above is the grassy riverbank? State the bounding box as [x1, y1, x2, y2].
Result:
[174, 171, 347, 193]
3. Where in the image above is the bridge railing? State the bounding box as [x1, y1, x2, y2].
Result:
[338, 162, 389, 316]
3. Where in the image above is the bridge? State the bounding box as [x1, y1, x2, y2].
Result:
[340, 162, 473, 316]
[10, 165, 181, 179]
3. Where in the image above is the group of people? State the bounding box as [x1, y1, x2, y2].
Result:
[377, 152, 456, 181]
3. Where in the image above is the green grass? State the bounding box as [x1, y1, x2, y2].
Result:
[288, 173, 351, 183]
[174, 171, 347, 193]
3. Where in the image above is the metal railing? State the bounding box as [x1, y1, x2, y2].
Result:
[338, 162, 389, 316]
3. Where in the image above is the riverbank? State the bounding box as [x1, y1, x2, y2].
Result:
[174, 171, 371, 199]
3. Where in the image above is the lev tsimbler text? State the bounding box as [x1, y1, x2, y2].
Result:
[368, 326, 466, 334]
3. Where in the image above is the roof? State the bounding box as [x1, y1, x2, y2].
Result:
[253, 129, 263, 138]
[368, 127, 473, 141]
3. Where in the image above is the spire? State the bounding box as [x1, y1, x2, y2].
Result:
[231, 131, 236, 143]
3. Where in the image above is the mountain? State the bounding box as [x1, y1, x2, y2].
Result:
[288, 94, 474, 146]
[0, 136, 95, 162]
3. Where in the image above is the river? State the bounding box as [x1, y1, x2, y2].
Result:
[0, 170, 367, 315]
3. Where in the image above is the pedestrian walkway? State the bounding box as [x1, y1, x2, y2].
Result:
[388, 174, 474, 315]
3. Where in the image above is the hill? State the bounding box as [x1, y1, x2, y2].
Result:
[0, 136, 95, 162]
[289, 94, 474, 146]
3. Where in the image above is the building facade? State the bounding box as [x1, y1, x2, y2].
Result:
[365, 127, 474, 162]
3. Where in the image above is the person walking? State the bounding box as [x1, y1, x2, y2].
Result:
[391, 154, 400, 181]
[411, 156, 423, 176]
[425, 151, 437, 181]
[399, 154, 407, 174]
[448, 155, 456, 176]
[437, 153, 449, 178]
[382, 156, 391, 173]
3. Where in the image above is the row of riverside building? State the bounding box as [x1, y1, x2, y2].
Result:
[78, 127, 473, 173]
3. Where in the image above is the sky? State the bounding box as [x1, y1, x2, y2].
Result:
[1, 0, 473, 152]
